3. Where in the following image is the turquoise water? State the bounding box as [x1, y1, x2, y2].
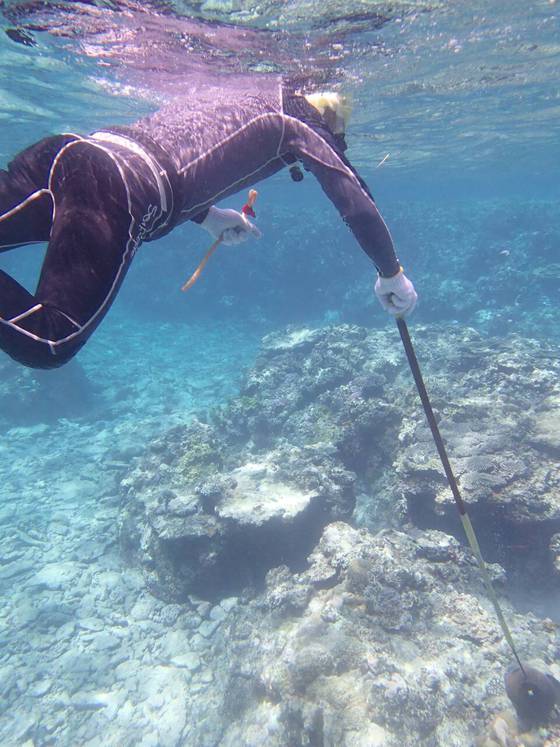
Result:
[0, 1, 559, 745]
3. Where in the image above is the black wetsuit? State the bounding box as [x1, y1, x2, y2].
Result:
[0, 77, 400, 369]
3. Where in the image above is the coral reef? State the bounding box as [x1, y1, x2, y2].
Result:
[198, 523, 560, 746]
[119, 324, 399, 599]
[121, 323, 560, 602]
[393, 327, 560, 585]
[3, 320, 560, 745]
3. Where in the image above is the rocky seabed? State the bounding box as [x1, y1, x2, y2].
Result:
[1, 321, 559, 746]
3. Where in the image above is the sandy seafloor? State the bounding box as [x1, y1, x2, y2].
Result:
[0, 313, 262, 746]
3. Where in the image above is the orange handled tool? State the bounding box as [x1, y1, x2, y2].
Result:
[181, 190, 258, 292]
[241, 188, 258, 218]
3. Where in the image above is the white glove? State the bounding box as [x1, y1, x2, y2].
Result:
[200, 206, 262, 245]
[374, 269, 418, 317]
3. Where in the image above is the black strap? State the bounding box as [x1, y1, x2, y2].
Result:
[396, 316, 527, 676]
[396, 317, 467, 515]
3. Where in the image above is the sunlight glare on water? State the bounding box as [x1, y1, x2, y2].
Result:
[0, 0, 558, 183]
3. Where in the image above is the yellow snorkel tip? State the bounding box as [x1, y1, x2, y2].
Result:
[304, 91, 352, 135]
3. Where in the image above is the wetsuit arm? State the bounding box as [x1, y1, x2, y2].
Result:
[283, 109, 400, 277]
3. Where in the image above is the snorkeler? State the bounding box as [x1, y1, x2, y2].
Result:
[0, 77, 417, 368]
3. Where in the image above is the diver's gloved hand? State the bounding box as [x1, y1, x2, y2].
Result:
[374, 269, 418, 317]
[201, 206, 262, 246]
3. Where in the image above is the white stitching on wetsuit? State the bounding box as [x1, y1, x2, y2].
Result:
[186, 151, 286, 216]
[0, 189, 52, 222]
[182, 110, 287, 217]
[178, 112, 286, 175]
[180, 107, 365, 220]
[49, 307, 81, 329]
[7, 304, 43, 324]
[277, 81, 286, 158]
[276, 115, 286, 160]
[48, 140, 76, 230]
[184, 109, 396, 269]
[280, 113, 398, 252]
[91, 131, 173, 223]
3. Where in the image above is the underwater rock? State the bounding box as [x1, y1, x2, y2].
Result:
[120, 325, 400, 599]
[392, 326, 560, 581]
[529, 394, 560, 456]
[549, 534, 560, 575]
[475, 707, 560, 746]
[214, 323, 399, 458]
[120, 423, 356, 600]
[210, 522, 560, 747]
[121, 322, 560, 600]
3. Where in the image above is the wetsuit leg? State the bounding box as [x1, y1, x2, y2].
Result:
[0, 140, 143, 368]
[0, 135, 78, 251]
